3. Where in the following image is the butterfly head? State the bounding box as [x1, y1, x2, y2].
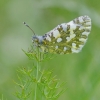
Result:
[32, 35, 44, 46]
[23, 22, 44, 46]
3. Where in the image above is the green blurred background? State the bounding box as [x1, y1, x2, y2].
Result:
[0, 0, 100, 100]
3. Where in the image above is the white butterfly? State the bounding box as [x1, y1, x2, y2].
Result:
[24, 15, 91, 54]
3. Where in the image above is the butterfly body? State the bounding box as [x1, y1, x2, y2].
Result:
[32, 15, 91, 54]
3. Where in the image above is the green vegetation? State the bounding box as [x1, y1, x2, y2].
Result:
[0, 0, 100, 100]
[15, 47, 66, 100]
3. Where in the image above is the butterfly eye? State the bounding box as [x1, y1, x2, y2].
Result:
[32, 37, 38, 43]
[34, 38, 38, 42]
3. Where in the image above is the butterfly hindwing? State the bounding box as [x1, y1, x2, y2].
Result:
[32, 15, 91, 54]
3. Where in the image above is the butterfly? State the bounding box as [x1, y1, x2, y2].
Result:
[24, 15, 91, 54]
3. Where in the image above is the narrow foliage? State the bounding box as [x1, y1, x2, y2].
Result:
[15, 46, 66, 100]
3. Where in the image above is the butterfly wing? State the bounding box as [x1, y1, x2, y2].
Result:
[40, 15, 91, 54]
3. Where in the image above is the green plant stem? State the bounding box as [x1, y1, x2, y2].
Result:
[34, 49, 40, 100]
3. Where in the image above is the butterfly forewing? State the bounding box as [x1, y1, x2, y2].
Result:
[32, 15, 91, 54]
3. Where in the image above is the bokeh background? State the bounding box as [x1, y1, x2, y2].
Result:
[0, 0, 100, 100]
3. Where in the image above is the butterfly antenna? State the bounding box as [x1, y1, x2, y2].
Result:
[23, 22, 36, 36]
